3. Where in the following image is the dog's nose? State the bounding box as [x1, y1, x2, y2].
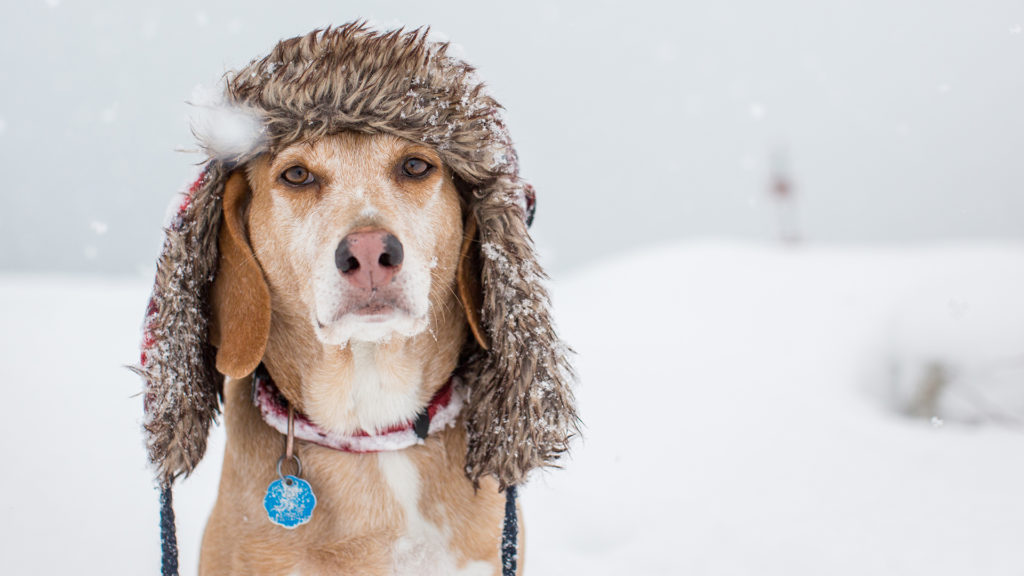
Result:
[335, 229, 404, 290]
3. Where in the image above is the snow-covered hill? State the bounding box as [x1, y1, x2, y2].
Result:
[1, 241, 1022, 575]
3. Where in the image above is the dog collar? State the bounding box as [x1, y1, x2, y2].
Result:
[251, 365, 465, 453]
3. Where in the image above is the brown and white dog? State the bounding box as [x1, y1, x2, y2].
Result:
[138, 24, 577, 576]
[203, 133, 506, 574]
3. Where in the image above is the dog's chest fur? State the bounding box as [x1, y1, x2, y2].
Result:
[199, 378, 507, 576]
[303, 342, 427, 437]
[376, 452, 496, 576]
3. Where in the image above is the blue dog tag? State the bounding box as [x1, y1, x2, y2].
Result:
[264, 475, 317, 529]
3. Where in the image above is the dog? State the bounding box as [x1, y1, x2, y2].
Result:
[203, 132, 508, 574]
[139, 24, 577, 576]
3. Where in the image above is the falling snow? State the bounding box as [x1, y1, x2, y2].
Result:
[100, 102, 118, 124]
[90, 220, 109, 235]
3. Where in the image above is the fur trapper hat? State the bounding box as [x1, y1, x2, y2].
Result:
[138, 22, 578, 489]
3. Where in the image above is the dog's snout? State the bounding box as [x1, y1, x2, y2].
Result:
[335, 230, 404, 290]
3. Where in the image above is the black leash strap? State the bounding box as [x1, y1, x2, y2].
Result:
[159, 484, 180, 576]
[413, 406, 431, 440]
[501, 485, 519, 576]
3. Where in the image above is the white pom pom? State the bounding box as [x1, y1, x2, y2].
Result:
[188, 84, 264, 159]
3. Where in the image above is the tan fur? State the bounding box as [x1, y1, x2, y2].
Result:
[202, 379, 512, 575]
[457, 214, 488, 350]
[211, 172, 271, 378]
[201, 133, 518, 575]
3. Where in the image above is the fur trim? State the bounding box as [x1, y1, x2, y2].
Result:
[213, 23, 518, 186]
[138, 22, 578, 487]
[462, 180, 579, 488]
[136, 163, 227, 484]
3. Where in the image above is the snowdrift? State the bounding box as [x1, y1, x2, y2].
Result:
[1, 241, 1022, 575]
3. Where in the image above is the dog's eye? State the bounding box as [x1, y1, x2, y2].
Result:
[281, 166, 314, 186]
[401, 157, 433, 178]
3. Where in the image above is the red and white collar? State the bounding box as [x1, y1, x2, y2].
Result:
[252, 366, 465, 454]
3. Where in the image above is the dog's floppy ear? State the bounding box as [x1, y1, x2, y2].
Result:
[210, 171, 271, 378]
[457, 212, 488, 350]
[461, 178, 580, 489]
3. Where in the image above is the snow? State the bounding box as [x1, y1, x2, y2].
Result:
[885, 259, 1024, 424]
[1, 241, 1022, 575]
[100, 101, 119, 124]
[90, 220, 109, 235]
[524, 241, 1024, 575]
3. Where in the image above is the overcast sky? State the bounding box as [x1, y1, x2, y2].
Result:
[2, 0, 1022, 276]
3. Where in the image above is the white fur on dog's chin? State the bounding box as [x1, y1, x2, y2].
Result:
[304, 341, 425, 435]
[314, 309, 429, 346]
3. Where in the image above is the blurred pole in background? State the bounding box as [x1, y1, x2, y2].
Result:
[770, 150, 801, 244]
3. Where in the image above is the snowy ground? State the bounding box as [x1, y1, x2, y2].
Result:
[1, 241, 1022, 575]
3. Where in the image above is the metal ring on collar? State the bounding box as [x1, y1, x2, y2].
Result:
[276, 454, 302, 482]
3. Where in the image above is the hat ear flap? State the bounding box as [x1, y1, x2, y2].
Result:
[210, 171, 271, 379]
[462, 179, 580, 489]
[457, 212, 489, 350]
[139, 163, 231, 483]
